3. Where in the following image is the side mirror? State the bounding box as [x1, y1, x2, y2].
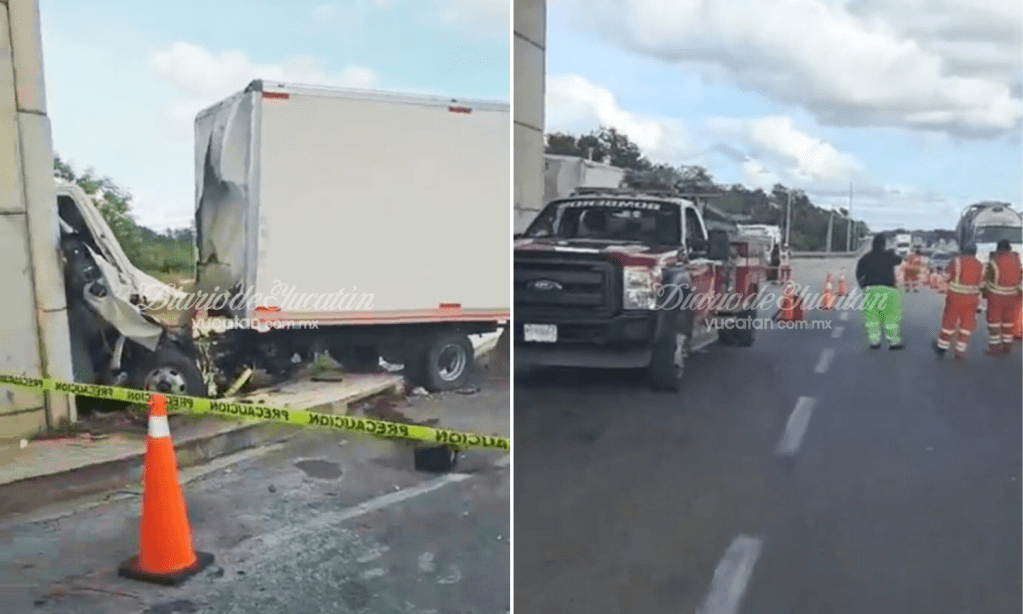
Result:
[689, 238, 709, 256]
[707, 229, 731, 260]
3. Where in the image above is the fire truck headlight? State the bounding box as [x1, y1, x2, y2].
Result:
[623, 266, 656, 310]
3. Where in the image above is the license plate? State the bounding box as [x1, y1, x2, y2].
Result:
[523, 324, 557, 343]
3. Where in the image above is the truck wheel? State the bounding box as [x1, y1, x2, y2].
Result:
[647, 314, 689, 392]
[734, 309, 757, 347]
[130, 344, 209, 398]
[415, 332, 474, 391]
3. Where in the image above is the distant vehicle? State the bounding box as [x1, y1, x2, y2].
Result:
[955, 202, 1023, 266]
[544, 155, 626, 206]
[894, 233, 912, 257]
[929, 251, 952, 273]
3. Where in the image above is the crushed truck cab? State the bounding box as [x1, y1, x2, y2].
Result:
[514, 187, 764, 391]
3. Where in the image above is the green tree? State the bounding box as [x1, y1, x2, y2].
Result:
[56, 154, 147, 266]
[54, 154, 194, 276]
[541, 131, 871, 250]
[546, 127, 652, 171]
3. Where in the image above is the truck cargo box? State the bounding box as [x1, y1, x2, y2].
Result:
[194, 80, 510, 327]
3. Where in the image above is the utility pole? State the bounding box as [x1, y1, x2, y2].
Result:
[784, 189, 792, 247]
[826, 208, 835, 255]
[846, 182, 853, 252]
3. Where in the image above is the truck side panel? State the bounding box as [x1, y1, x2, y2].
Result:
[254, 90, 510, 324]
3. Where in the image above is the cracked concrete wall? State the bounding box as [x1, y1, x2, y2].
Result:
[514, 0, 546, 234]
[0, 0, 75, 438]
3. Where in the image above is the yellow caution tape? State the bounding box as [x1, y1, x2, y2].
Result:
[0, 373, 509, 452]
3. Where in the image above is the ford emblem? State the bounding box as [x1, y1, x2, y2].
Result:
[529, 279, 563, 291]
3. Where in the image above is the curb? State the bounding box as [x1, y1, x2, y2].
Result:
[0, 420, 295, 519]
[0, 334, 505, 520]
[0, 375, 407, 519]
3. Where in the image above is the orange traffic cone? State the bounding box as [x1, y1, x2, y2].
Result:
[837, 270, 848, 296]
[119, 395, 213, 585]
[822, 275, 836, 310]
[778, 281, 804, 321]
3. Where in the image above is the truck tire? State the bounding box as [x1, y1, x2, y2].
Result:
[414, 332, 474, 391]
[734, 309, 757, 347]
[130, 344, 209, 398]
[647, 313, 690, 392]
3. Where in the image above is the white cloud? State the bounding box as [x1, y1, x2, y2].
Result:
[149, 42, 379, 145]
[542, 73, 966, 228]
[439, 0, 509, 29]
[151, 42, 378, 101]
[707, 114, 867, 183]
[546, 74, 692, 161]
[571, 0, 1022, 138]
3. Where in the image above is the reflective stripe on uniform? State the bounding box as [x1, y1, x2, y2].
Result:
[988, 285, 1019, 295]
[948, 282, 980, 294]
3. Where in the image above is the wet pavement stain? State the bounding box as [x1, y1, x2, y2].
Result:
[294, 458, 344, 480]
[142, 600, 198, 614]
[340, 580, 371, 610]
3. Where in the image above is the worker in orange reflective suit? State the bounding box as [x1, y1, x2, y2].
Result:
[983, 240, 1023, 356]
[903, 249, 924, 292]
[932, 244, 983, 360]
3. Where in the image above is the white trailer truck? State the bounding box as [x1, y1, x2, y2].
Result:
[193, 80, 510, 390]
[955, 201, 1023, 265]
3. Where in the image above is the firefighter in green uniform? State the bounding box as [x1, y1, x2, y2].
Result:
[856, 233, 905, 349]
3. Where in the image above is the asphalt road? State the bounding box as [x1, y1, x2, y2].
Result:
[514, 256, 1022, 614]
[0, 374, 509, 614]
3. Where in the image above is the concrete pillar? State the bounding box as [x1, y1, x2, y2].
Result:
[513, 0, 545, 234]
[0, 0, 75, 438]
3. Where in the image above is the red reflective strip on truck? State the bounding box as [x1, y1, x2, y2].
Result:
[449, 106, 472, 114]
[263, 92, 290, 100]
[439, 303, 461, 309]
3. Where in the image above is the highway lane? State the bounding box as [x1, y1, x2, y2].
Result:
[513, 257, 1021, 614]
[1, 373, 510, 614]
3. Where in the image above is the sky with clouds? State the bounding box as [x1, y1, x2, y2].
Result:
[544, 0, 1022, 231]
[39, 0, 510, 230]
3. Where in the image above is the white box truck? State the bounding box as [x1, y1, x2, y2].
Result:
[193, 80, 510, 390]
[542, 154, 625, 206]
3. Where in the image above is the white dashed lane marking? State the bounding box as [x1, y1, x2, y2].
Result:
[839, 311, 850, 321]
[697, 535, 764, 614]
[831, 325, 845, 339]
[775, 396, 817, 457]
[815, 348, 836, 374]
